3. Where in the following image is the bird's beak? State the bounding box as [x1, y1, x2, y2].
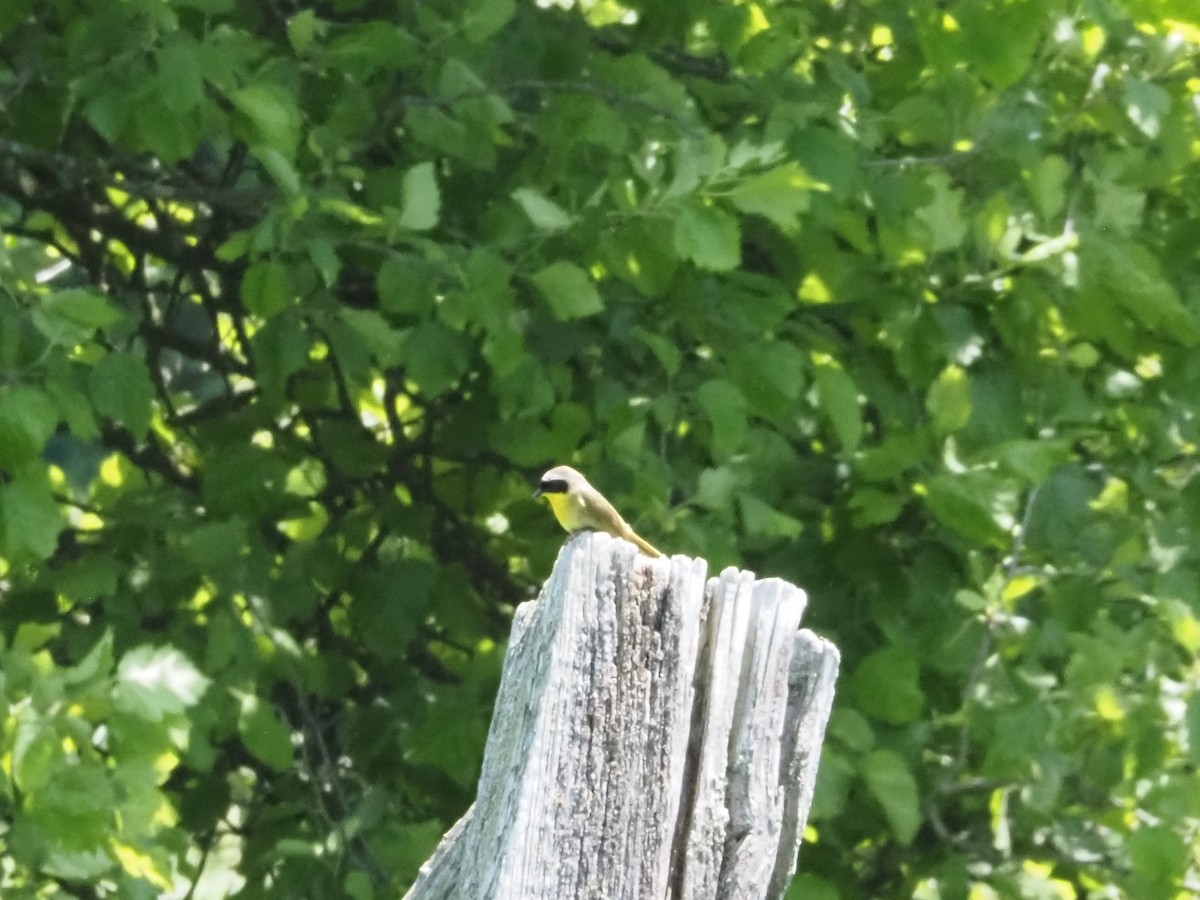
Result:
[532, 486, 544, 499]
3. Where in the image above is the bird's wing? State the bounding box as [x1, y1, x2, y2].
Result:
[580, 490, 662, 557]
[579, 487, 628, 533]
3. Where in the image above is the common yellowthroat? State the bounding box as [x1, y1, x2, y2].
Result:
[533, 465, 663, 558]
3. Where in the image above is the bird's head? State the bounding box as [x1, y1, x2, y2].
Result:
[533, 465, 585, 499]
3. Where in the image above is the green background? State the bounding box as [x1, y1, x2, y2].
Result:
[1, 0, 1199, 897]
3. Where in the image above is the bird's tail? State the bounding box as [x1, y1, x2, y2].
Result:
[627, 529, 663, 558]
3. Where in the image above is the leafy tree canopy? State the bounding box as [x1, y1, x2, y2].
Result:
[2, 0, 1199, 897]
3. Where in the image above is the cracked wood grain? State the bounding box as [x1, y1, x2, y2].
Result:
[404, 531, 839, 900]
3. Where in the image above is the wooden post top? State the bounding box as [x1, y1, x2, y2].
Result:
[404, 531, 840, 900]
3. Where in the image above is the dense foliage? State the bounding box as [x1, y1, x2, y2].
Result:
[2, 0, 1200, 897]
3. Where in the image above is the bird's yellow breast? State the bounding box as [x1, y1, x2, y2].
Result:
[546, 491, 588, 532]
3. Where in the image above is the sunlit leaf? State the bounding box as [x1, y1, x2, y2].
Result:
[697, 378, 747, 458]
[0, 385, 58, 468]
[814, 361, 861, 453]
[530, 260, 603, 319]
[862, 750, 920, 845]
[229, 83, 302, 156]
[674, 203, 740, 271]
[512, 187, 572, 232]
[727, 162, 820, 231]
[926, 364, 971, 436]
[849, 645, 924, 725]
[32, 289, 121, 346]
[114, 646, 211, 721]
[89, 351, 155, 439]
[241, 259, 291, 318]
[399, 161, 440, 231]
[0, 470, 63, 562]
[238, 696, 294, 771]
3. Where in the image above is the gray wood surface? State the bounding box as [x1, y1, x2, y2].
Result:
[404, 531, 839, 900]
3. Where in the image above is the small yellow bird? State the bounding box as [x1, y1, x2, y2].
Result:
[533, 465, 663, 558]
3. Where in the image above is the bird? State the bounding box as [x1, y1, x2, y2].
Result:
[533, 465, 663, 558]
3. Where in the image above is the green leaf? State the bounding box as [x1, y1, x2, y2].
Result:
[464, 0, 515, 43]
[348, 560, 433, 659]
[252, 314, 311, 401]
[827, 708, 875, 753]
[40, 848, 114, 883]
[399, 162, 440, 231]
[784, 874, 840, 900]
[1093, 179, 1145, 233]
[12, 709, 58, 793]
[1186, 694, 1200, 766]
[850, 645, 924, 724]
[403, 322, 470, 396]
[203, 445, 292, 517]
[255, 146, 303, 195]
[814, 361, 861, 453]
[377, 254, 437, 316]
[54, 555, 120, 604]
[848, 487, 908, 527]
[286, 9, 322, 55]
[229, 83, 302, 157]
[981, 705, 1055, 780]
[307, 239, 341, 287]
[738, 493, 802, 540]
[862, 749, 921, 845]
[957, 1, 1041, 89]
[0, 0, 37, 32]
[0, 471, 63, 562]
[889, 95, 952, 148]
[665, 133, 727, 199]
[511, 187, 572, 232]
[674, 203, 741, 271]
[238, 696, 294, 772]
[1026, 154, 1070, 220]
[696, 378, 747, 458]
[926, 364, 972, 436]
[489, 403, 590, 466]
[600, 218, 678, 296]
[727, 340, 806, 421]
[0, 385, 58, 469]
[339, 308, 404, 365]
[157, 34, 204, 113]
[89, 351, 155, 439]
[406, 684, 487, 788]
[66, 630, 116, 688]
[387, 820, 448, 884]
[114, 645, 210, 722]
[1079, 237, 1198, 345]
[241, 259, 291, 318]
[31, 289, 121, 346]
[993, 439, 1072, 484]
[727, 162, 819, 230]
[914, 171, 967, 253]
[696, 466, 735, 511]
[856, 432, 925, 481]
[324, 21, 412, 74]
[530, 261, 603, 320]
[633, 326, 682, 376]
[1123, 77, 1170, 139]
[406, 106, 473, 162]
[441, 248, 514, 330]
[1128, 825, 1188, 894]
[925, 471, 1017, 547]
[180, 518, 247, 569]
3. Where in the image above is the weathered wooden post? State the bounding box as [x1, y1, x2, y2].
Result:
[405, 531, 839, 900]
